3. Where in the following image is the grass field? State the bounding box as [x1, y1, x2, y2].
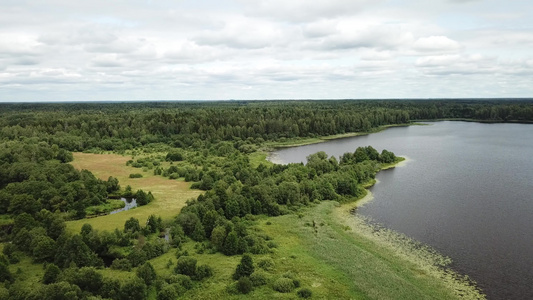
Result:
[67, 153, 203, 233]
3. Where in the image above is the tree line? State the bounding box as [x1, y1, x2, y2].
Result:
[1, 100, 531, 152]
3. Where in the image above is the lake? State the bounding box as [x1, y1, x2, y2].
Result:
[271, 121, 533, 300]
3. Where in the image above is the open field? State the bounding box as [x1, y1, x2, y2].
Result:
[67, 152, 203, 233]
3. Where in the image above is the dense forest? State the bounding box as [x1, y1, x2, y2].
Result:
[0, 99, 529, 299]
[1, 100, 532, 152]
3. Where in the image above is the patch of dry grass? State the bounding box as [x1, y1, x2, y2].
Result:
[67, 153, 203, 233]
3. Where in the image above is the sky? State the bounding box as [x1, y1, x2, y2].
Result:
[1, 0, 532, 101]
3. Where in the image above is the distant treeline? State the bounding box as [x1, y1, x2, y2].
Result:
[1, 100, 532, 151]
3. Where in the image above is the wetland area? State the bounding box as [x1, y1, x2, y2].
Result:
[272, 121, 533, 300]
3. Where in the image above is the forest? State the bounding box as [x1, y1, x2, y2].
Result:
[0, 99, 530, 299]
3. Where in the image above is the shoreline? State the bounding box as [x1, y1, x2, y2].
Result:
[334, 158, 485, 299]
[261, 122, 419, 152]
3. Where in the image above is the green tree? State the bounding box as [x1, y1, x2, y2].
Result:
[236, 276, 253, 294]
[124, 217, 141, 234]
[136, 262, 157, 286]
[43, 264, 61, 284]
[223, 231, 239, 256]
[233, 253, 254, 280]
[211, 225, 227, 251]
[175, 256, 197, 277]
[120, 277, 147, 300]
[0, 260, 13, 283]
[54, 235, 101, 268]
[158, 284, 179, 300]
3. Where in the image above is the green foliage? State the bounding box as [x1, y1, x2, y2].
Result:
[195, 264, 214, 280]
[175, 256, 197, 277]
[41, 281, 83, 300]
[54, 235, 102, 268]
[119, 277, 147, 300]
[272, 277, 296, 293]
[43, 264, 61, 284]
[298, 288, 313, 298]
[223, 231, 240, 256]
[136, 262, 157, 286]
[257, 258, 275, 271]
[111, 258, 132, 271]
[135, 189, 154, 206]
[65, 267, 104, 294]
[0, 259, 14, 283]
[250, 271, 268, 286]
[236, 276, 253, 294]
[166, 150, 184, 161]
[233, 253, 254, 280]
[129, 173, 143, 178]
[158, 283, 179, 300]
[124, 217, 141, 234]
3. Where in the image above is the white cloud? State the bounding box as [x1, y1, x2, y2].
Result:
[240, 0, 380, 22]
[0, 0, 532, 100]
[413, 36, 462, 53]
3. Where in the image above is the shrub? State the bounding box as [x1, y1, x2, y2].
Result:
[272, 277, 295, 293]
[136, 262, 157, 286]
[175, 256, 197, 277]
[157, 283, 178, 300]
[42, 264, 61, 284]
[167, 274, 193, 290]
[233, 253, 254, 280]
[166, 151, 184, 162]
[111, 258, 132, 271]
[250, 271, 268, 287]
[236, 276, 253, 294]
[298, 288, 313, 298]
[195, 264, 213, 280]
[257, 258, 275, 271]
[129, 173, 143, 178]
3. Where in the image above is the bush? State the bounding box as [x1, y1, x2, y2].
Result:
[250, 271, 268, 287]
[175, 256, 197, 277]
[111, 258, 132, 271]
[233, 253, 254, 280]
[257, 258, 275, 271]
[129, 173, 143, 178]
[298, 288, 313, 298]
[236, 276, 253, 294]
[166, 151, 184, 162]
[136, 262, 157, 286]
[195, 264, 213, 280]
[42, 264, 61, 284]
[157, 283, 178, 300]
[272, 277, 295, 293]
[167, 274, 193, 290]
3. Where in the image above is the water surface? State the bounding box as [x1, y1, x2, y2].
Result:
[109, 197, 137, 214]
[272, 121, 533, 300]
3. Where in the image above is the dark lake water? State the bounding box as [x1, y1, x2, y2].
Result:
[271, 121, 533, 300]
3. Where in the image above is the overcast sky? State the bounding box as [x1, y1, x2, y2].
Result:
[1, 0, 532, 101]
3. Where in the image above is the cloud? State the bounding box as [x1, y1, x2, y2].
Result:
[193, 16, 289, 49]
[415, 54, 498, 75]
[0, 0, 532, 100]
[240, 0, 380, 22]
[413, 36, 462, 53]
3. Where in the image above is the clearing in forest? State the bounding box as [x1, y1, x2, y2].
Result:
[67, 152, 202, 233]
